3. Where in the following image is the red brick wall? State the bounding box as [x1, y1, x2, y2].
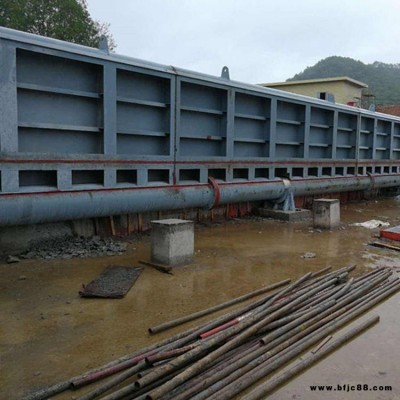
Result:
[376, 105, 400, 117]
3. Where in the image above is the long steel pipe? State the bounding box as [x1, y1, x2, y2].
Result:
[1, 175, 400, 226]
[207, 280, 399, 400]
[145, 275, 340, 399]
[148, 278, 290, 335]
[243, 316, 380, 400]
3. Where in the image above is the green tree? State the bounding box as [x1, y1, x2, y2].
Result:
[0, 0, 116, 50]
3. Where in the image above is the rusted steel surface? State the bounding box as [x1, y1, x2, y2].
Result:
[71, 351, 156, 388]
[145, 344, 198, 365]
[76, 360, 147, 400]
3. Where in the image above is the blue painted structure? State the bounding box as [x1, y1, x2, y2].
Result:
[1, 27, 400, 226]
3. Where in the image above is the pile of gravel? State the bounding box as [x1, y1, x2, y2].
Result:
[19, 236, 127, 260]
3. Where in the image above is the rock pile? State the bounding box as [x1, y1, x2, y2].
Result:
[19, 236, 127, 260]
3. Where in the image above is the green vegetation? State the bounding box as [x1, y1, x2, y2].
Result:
[288, 56, 400, 105]
[0, 0, 115, 50]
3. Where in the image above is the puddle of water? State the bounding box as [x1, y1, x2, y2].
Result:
[0, 198, 399, 399]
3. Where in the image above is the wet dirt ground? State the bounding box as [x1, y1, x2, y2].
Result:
[1, 198, 400, 400]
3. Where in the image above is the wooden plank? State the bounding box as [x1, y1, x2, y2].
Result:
[369, 241, 400, 252]
[138, 260, 173, 275]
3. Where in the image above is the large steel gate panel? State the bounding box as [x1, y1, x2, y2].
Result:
[2, 26, 400, 225]
[16, 49, 103, 155]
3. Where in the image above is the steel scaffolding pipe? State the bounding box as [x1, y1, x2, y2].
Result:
[24, 268, 399, 400]
[1, 174, 399, 226]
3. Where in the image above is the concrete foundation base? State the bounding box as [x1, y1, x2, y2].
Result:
[151, 219, 194, 266]
[313, 199, 340, 229]
[71, 219, 96, 237]
[258, 208, 312, 222]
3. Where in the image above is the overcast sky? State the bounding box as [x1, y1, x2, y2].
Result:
[87, 0, 400, 84]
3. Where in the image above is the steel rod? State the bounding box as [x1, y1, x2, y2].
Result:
[24, 268, 392, 400]
[311, 335, 332, 354]
[309, 266, 332, 278]
[149, 279, 291, 334]
[198, 272, 341, 340]
[160, 338, 263, 400]
[145, 274, 341, 399]
[77, 361, 148, 400]
[353, 266, 386, 283]
[171, 300, 336, 400]
[191, 277, 395, 400]
[208, 281, 399, 400]
[60, 278, 296, 397]
[23, 317, 204, 399]
[145, 344, 198, 365]
[242, 315, 380, 400]
[260, 272, 389, 345]
[137, 273, 314, 392]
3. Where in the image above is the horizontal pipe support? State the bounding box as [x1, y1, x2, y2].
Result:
[0, 175, 399, 225]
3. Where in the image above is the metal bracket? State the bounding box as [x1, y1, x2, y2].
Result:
[221, 66, 230, 80]
[99, 35, 109, 54]
[366, 172, 376, 191]
[208, 177, 221, 209]
[272, 178, 295, 211]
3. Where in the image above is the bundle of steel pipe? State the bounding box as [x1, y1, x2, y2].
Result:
[23, 266, 399, 400]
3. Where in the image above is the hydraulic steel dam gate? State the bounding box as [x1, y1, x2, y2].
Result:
[1, 27, 400, 227]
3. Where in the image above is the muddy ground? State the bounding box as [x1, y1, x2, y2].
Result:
[1, 198, 400, 399]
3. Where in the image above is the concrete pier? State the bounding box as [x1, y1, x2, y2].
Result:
[258, 208, 312, 222]
[151, 219, 194, 266]
[313, 199, 340, 229]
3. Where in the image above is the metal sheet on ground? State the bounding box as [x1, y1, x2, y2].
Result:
[79, 266, 143, 298]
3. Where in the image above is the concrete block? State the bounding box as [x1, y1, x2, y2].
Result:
[313, 199, 340, 229]
[151, 219, 194, 266]
[258, 208, 312, 222]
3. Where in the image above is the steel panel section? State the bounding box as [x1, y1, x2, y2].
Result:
[0, 26, 398, 119]
[0, 41, 18, 153]
[1, 27, 400, 226]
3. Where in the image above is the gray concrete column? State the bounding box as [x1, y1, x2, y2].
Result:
[151, 219, 194, 265]
[313, 199, 340, 229]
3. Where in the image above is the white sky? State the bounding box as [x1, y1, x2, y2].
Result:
[87, 0, 400, 84]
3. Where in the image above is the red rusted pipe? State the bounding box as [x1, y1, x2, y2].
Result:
[145, 344, 198, 365]
[71, 350, 157, 388]
[200, 319, 240, 339]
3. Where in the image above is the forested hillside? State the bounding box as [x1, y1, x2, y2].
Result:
[289, 56, 400, 105]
